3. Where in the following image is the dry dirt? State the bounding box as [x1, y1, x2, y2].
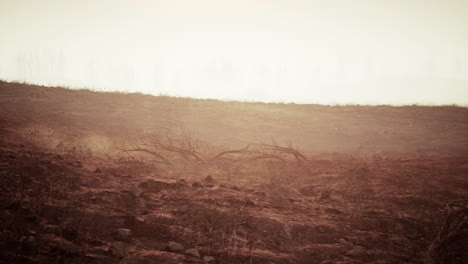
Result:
[0, 81, 467, 264]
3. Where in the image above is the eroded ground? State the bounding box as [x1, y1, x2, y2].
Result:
[0, 82, 467, 263]
[1, 136, 467, 263]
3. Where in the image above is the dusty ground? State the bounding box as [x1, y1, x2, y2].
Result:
[0, 81, 467, 264]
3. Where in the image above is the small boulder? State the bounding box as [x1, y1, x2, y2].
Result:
[192, 181, 204, 187]
[325, 208, 343, 215]
[109, 242, 128, 258]
[166, 242, 184, 252]
[184, 248, 200, 258]
[115, 228, 133, 242]
[130, 187, 144, 197]
[120, 250, 197, 264]
[320, 190, 331, 200]
[24, 229, 36, 236]
[138, 179, 172, 193]
[20, 236, 37, 255]
[93, 168, 103, 173]
[299, 185, 320, 197]
[346, 246, 367, 257]
[338, 238, 353, 246]
[203, 256, 215, 262]
[56, 239, 83, 256]
[44, 224, 60, 235]
[203, 175, 214, 183]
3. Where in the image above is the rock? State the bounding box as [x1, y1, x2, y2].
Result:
[131, 187, 144, 197]
[109, 242, 128, 258]
[192, 181, 204, 187]
[253, 191, 267, 197]
[115, 228, 133, 242]
[320, 190, 331, 200]
[299, 185, 321, 197]
[338, 238, 354, 246]
[123, 215, 137, 230]
[56, 239, 83, 256]
[203, 175, 214, 183]
[166, 242, 184, 252]
[40, 235, 82, 257]
[325, 208, 343, 215]
[20, 236, 37, 255]
[388, 236, 409, 245]
[346, 246, 367, 257]
[120, 250, 200, 264]
[244, 198, 256, 206]
[138, 179, 173, 193]
[203, 256, 215, 262]
[84, 252, 109, 263]
[24, 229, 36, 236]
[24, 211, 37, 222]
[2, 200, 21, 210]
[44, 224, 60, 235]
[93, 168, 103, 173]
[184, 248, 200, 257]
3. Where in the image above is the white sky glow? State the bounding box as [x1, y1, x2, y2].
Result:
[1, 0, 467, 104]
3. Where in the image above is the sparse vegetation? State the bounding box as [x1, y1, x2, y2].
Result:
[0, 81, 467, 263]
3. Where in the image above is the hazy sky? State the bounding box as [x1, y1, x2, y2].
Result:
[1, 0, 468, 104]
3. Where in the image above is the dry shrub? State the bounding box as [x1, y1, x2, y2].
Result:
[340, 159, 374, 201]
[55, 141, 92, 159]
[109, 156, 160, 177]
[427, 199, 468, 264]
[334, 158, 375, 219]
[174, 202, 254, 261]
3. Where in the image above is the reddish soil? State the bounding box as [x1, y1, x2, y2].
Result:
[0, 81, 467, 264]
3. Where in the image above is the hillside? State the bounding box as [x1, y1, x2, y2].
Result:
[0, 81, 467, 264]
[1, 81, 468, 155]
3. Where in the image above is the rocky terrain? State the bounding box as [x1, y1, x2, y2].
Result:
[0, 81, 467, 263]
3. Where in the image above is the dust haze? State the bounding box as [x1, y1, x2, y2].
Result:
[0, 1, 467, 264]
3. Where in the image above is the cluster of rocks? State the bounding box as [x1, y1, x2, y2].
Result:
[109, 239, 215, 263]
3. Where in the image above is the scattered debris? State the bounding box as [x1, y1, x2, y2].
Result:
[166, 242, 184, 252]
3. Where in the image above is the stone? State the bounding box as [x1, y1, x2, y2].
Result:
[203, 256, 215, 262]
[44, 224, 60, 235]
[184, 248, 200, 257]
[338, 238, 353, 246]
[24, 229, 36, 236]
[192, 181, 204, 187]
[346, 246, 367, 257]
[20, 236, 37, 255]
[138, 179, 173, 193]
[93, 168, 102, 173]
[325, 208, 343, 215]
[166, 242, 184, 252]
[56, 239, 82, 256]
[115, 228, 133, 242]
[203, 256, 214, 262]
[299, 185, 321, 197]
[120, 250, 194, 264]
[109, 242, 128, 258]
[320, 190, 331, 200]
[203, 175, 214, 183]
[131, 187, 144, 197]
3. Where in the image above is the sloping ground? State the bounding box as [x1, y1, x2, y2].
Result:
[1, 81, 468, 155]
[0, 81, 467, 264]
[0, 137, 467, 264]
